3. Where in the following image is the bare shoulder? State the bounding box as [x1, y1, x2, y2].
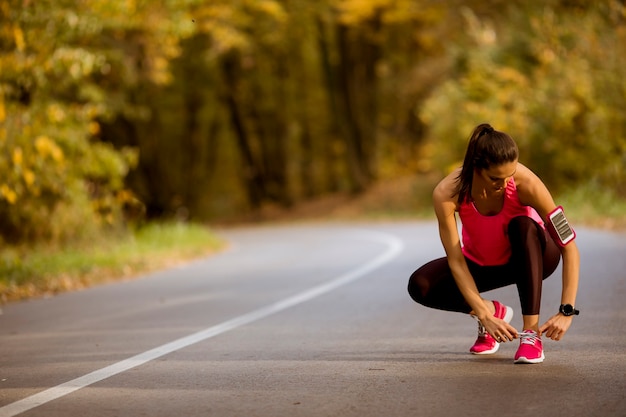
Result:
[513, 162, 537, 182]
[514, 163, 556, 217]
[433, 168, 460, 214]
[514, 163, 544, 191]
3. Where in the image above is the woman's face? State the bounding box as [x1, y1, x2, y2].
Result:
[477, 160, 518, 193]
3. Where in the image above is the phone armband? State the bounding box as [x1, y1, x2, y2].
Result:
[547, 206, 576, 247]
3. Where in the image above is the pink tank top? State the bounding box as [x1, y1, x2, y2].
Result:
[458, 178, 544, 266]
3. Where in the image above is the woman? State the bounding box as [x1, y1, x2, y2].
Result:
[408, 123, 580, 364]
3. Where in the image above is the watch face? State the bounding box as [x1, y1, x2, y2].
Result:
[561, 304, 574, 315]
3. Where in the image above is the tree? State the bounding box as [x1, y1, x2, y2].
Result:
[420, 1, 626, 194]
[0, 0, 189, 243]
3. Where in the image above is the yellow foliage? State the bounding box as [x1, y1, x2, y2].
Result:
[0, 184, 17, 204]
[116, 189, 134, 203]
[151, 56, 172, 85]
[12, 148, 23, 166]
[47, 104, 66, 122]
[254, 0, 287, 23]
[338, 0, 387, 22]
[446, 161, 463, 174]
[34, 136, 65, 162]
[337, 0, 416, 25]
[0, 99, 5, 122]
[208, 25, 249, 53]
[125, 0, 137, 15]
[202, 3, 234, 21]
[23, 169, 36, 187]
[89, 121, 101, 136]
[13, 26, 25, 51]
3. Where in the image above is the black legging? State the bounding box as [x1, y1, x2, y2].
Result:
[408, 216, 561, 316]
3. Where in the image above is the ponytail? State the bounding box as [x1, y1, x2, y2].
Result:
[455, 124, 518, 204]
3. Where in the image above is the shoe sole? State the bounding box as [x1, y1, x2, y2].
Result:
[471, 344, 500, 355]
[514, 352, 545, 364]
[470, 305, 514, 355]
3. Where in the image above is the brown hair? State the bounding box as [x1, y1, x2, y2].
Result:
[455, 123, 519, 204]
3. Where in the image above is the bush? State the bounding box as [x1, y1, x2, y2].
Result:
[419, 4, 626, 195]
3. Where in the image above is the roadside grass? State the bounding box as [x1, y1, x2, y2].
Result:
[555, 182, 626, 231]
[0, 222, 225, 303]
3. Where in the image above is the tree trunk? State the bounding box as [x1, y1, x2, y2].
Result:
[220, 53, 266, 209]
[335, 19, 382, 193]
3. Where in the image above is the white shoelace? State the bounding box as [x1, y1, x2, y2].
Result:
[473, 315, 539, 343]
[518, 331, 539, 345]
[472, 315, 488, 337]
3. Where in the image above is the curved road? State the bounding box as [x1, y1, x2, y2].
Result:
[0, 222, 625, 417]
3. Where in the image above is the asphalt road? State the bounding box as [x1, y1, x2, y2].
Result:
[1, 221, 625, 417]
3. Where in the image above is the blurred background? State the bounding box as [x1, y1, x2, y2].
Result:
[1, 0, 625, 248]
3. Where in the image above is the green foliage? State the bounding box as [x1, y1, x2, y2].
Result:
[421, 2, 626, 195]
[2, 0, 625, 248]
[557, 179, 626, 230]
[0, 0, 184, 244]
[0, 91, 138, 242]
[1, 0, 625, 301]
[0, 221, 224, 302]
[115, 0, 451, 217]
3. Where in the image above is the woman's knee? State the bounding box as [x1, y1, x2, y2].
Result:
[407, 258, 450, 306]
[508, 216, 542, 245]
[407, 269, 429, 305]
[509, 216, 537, 235]
[508, 215, 561, 278]
[408, 257, 457, 309]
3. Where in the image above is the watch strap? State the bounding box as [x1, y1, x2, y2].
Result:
[559, 304, 579, 316]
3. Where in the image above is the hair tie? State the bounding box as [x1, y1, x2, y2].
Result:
[480, 125, 494, 138]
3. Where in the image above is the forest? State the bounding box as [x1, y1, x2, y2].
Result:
[1, 0, 625, 246]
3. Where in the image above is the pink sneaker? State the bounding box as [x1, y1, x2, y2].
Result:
[514, 330, 545, 364]
[470, 300, 514, 355]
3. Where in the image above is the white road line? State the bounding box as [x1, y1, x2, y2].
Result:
[0, 230, 404, 417]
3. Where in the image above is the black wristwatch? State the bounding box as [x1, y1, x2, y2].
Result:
[559, 304, 580, 316]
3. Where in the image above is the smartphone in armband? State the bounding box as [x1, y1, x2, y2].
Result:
[547, 206, 576, 247]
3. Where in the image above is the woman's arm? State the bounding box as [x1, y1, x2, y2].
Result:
[516, 164, 581, 340]
[433, 173, 518, 339]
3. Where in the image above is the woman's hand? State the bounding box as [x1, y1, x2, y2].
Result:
[481, 315, 519, 343]
[539, 314, 573, 341]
